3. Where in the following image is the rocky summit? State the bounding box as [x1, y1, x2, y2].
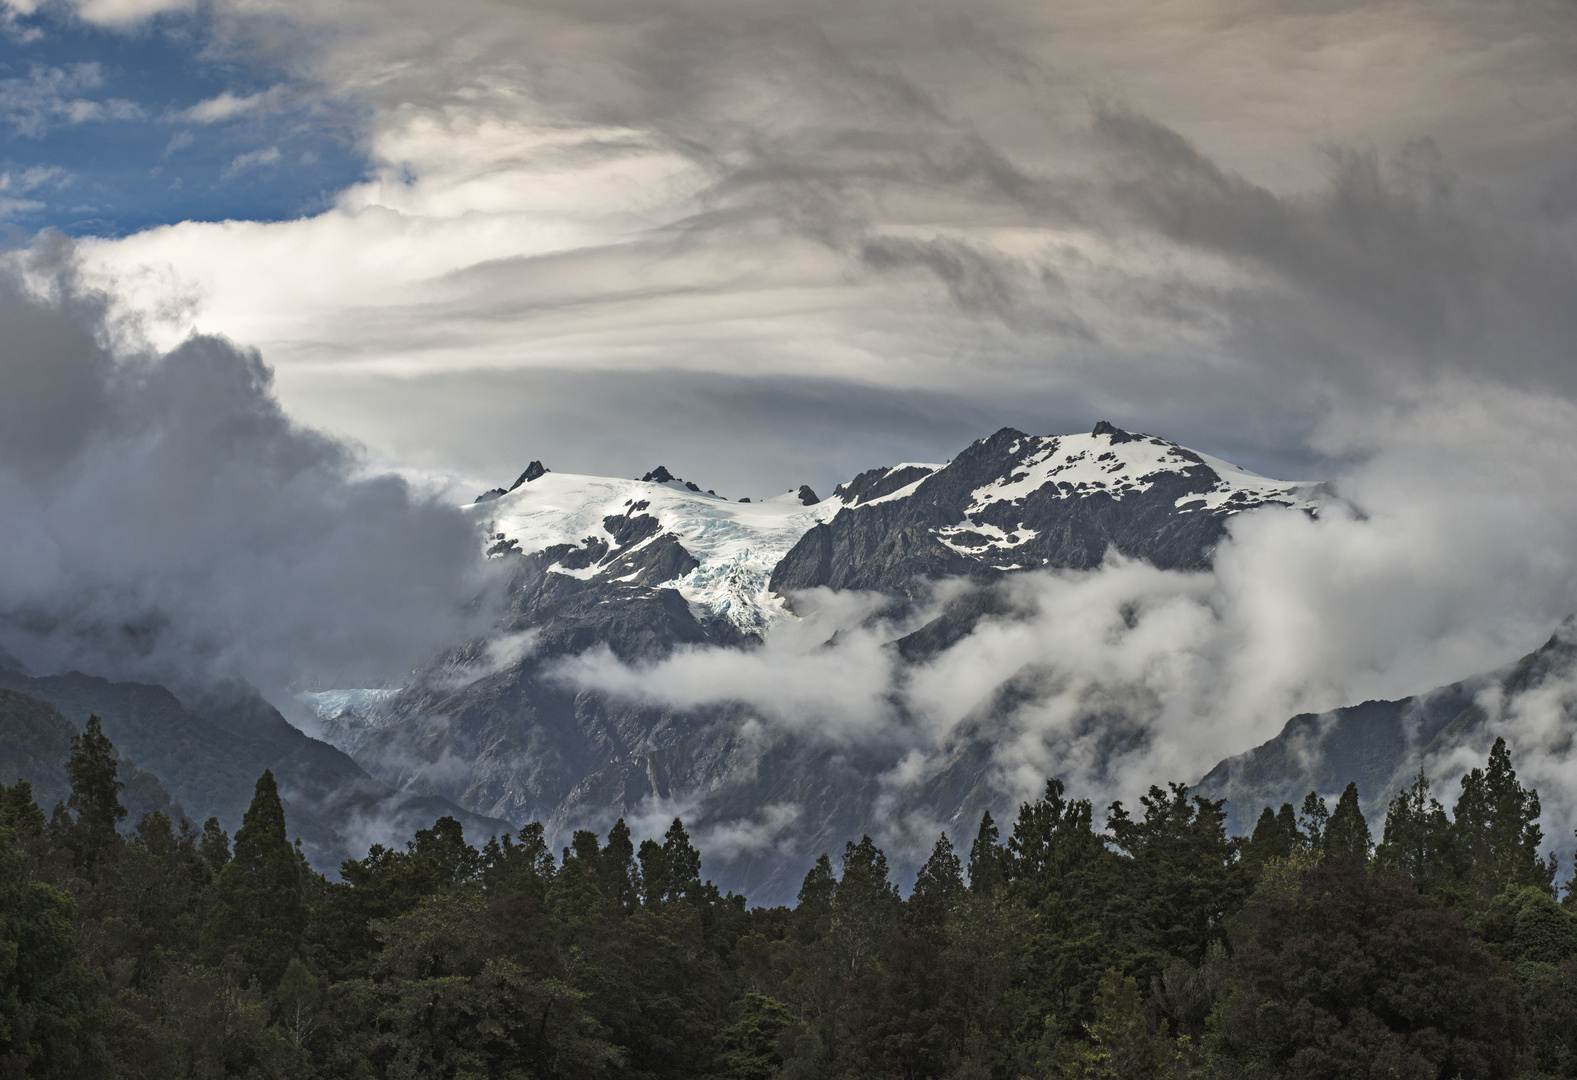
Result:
[297, 422, 1338, 902]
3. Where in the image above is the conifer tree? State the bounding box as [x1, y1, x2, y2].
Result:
[638, 836, 671, 907]
[1451, 737, 1554, 896]
[1241, 805, 1294, 875]
[200, 769, 305, 990]
[1298, 792, 1330, 852]
[1322, 782, 1372, 862]
[910, 833, 965, 922]
[62, 714, 125, 872]
[797, 853, 837, 911]
[600, 818, 640, 913]
[662, 817, 703, 902]
[1374, 770, 1457, 892]
[967, 810, 1004, 894]
[199, 816, 230, 873]
[1275, 802, 1301, 847]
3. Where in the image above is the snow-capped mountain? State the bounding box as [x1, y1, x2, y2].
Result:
[473, 465, 851, 635]
[300, 422, 1327, 901]
[774, 423, 1320, 594]
[465, 422, 1319, 634]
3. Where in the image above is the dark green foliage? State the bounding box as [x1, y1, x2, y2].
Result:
[1107, 783, 1247, 974]
[201, 769, 306, 990]
[1240, 802, 1298, 875]
[713, 992, 800, 1080]
[1322, 780, 1373, 861]
[966, 810, 1004, 894]
[601, 817, 641, 913]
[61, 715, 126, 873]
[1215, 858, 1521, 1079]
[4, 724, 1574, 1080]
[198, 815, 230, 872]
[1297, 789, 1330, 850]
[1374, 768, 1458, 893]
[1056, 969, 1179, 1080]
[910, 833, 964, 924]
[0, 821, 107, 1077]
[1454, 736, 1555, 897]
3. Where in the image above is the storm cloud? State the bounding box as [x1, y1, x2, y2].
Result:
[0, 238, 496, 700]
[57, 0, 1575, 493]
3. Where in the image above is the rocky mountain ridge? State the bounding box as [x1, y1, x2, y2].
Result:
[299, 422, 1332, 900]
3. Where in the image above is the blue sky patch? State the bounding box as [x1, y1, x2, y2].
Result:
[0, 7, 367, 236]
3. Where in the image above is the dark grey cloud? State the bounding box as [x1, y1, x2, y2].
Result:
[78, 0, 1577, 498]
[0, 239, 497, 698]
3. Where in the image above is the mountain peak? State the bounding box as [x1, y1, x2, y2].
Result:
[510, 461, 549, 490]
[1091, 420, 1139, 444]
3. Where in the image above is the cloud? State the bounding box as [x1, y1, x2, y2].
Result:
[62, 0, 1577, 496]
[27, 0, 195, 28]
[220, 146, 282, 180]
[179, 87, 288, 125]
[0, 64, 143, 137]
[0, 234, 500, 702]
[556, 383, 1577, 855]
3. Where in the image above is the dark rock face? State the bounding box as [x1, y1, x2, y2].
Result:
[771, 426, 1307, 598]
[474, 488, 507, 503]
[334, 424, 1322, 901]
[509, 461, 549, 490]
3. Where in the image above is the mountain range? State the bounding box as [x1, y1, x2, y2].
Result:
[7, 420, 1570, 901]
[299, 422, 1350, 901]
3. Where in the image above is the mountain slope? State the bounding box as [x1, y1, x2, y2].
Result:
[773, 424, 1318, 596]
[300, 422, 1326, 901]
[0, 686, 182, 825]
[1194, 620, 1577, 831]
[0, 666, 511, 871]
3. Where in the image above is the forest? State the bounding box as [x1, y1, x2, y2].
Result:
[3, 713, 1576, 1080]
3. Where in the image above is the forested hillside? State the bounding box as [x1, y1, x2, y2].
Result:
[3, 719, 1573, 1078]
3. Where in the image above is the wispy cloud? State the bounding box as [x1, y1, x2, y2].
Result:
[178, 86, 288, 125]
[220, 145, 281, 180]
[0, 64, 143, 137]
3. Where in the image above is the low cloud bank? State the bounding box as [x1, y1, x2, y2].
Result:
[0, 238, 497, 704]
[557, 385, 1577, 859]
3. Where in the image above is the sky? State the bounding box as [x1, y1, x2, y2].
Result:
[5, 0, 1577, 859]
[3, 0, 1574, 499]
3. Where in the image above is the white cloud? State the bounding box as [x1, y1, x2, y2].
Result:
[179, 87, 287, 124]
[0, 64, 142, 136]
[556, 384, 1577, 838]
[62, 0, 1577, 494]
[220, 145, 282, 180]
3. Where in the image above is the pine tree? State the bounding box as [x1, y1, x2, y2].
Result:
[199, 816, 231, 873]
[62, 714, 125, 872]
[1298, 792, 1330, 852]
[967, 810, 1004, 894]
[1373, 770, 1458, 892]
[1322, 782, 1372, 862]
[1241, 805, 1294, 875]
[200, 770, 305, 990]
[662, 817, 703, 902]
[600, 818, 640, 913]
[910, 833, 964, 923]
[797, 853, 837, 911]
[1454, 737, 1554, 896]
[638, 836, 671, 908]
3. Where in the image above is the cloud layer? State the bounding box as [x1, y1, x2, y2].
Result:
[557, 384, 1577, 861]
[0, 238, 496, 700]
[60, 0, 1577, 493]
